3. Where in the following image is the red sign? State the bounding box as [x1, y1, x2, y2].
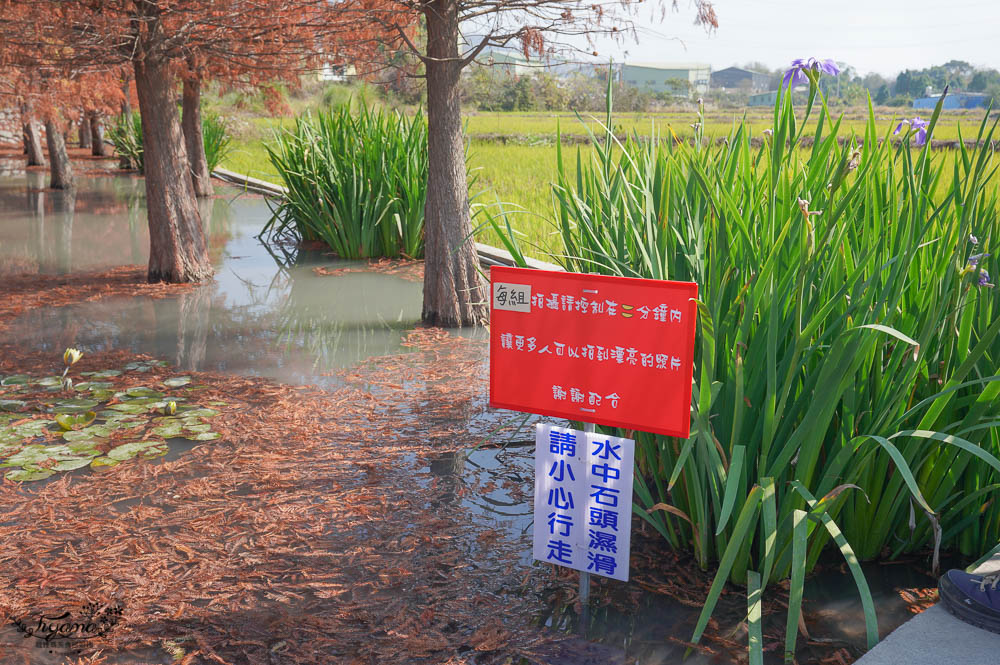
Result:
[489, 266, 698, 437]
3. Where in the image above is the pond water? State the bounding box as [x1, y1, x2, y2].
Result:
[0, 161, 427, 385]
[0, 161, 939, 664]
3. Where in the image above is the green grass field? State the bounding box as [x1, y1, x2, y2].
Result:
[463, 107, 992, 142]
[218, 107, 999, 260]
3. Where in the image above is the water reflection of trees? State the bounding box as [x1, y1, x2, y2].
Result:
[24, 174, 75, 275]
[0, 172, 235, 275]
[275, 260, 421, 374]
[2, 178, 427, 380]
[153, 286, 214, 371]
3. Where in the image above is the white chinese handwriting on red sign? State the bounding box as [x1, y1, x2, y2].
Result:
[490, 267, 698, 437]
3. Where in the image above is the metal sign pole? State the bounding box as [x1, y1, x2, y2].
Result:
[579, 421, 594, 637]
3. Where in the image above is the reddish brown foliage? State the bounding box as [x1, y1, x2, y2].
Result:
[313, 259, 424, 283]
[898, 587, 938, 614]
[0, 328, 568, 664]
[0, 266, 195, 331]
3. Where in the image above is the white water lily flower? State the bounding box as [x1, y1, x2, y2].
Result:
[63, 348, 83, 366]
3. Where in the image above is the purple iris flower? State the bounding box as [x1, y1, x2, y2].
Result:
[979, 270, 994, 288]
[969, 252, 990, 267]
[782, 58, 841, 88]
[893, 117, 930, 146]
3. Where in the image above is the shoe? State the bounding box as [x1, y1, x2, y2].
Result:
[939, 569, 1000, 635]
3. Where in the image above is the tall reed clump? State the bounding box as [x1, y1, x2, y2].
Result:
[108, 110, 231, 173]
[202, 112, 233, 172]
[108, 111, 144, 171]
[492, 77, 1000, 659]
[262, 104, 428, 259]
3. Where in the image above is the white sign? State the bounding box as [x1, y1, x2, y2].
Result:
[493, 282, 531, 313]
[532, 423, 634, 581]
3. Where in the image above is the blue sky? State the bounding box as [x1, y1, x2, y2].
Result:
[582, 0, 1000, 77]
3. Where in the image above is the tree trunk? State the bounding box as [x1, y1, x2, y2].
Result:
[181, 75, 213, 197]
[23, 120, 46, 167]
[134, 55, 213, 283]
[45, 119, 74, 190]
[78, 116, 92, 149]
[421, 0, 487, 327]
[27, 171, 46, 271]
[181, 78, 215, 197]
[89, 112, 108, 157]
[121, 77, 132, 118]
[52, 189, 76, 274]
[171, 287, 211, 371]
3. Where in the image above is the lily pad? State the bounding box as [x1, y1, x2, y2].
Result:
[75, 381, 114, 392]
[107, 441, 168, 461]
[124, 387, 164, 399]
[36, 376, 63, 388]
[179, 408, 219, 419]
[0, 443, 76, 467]
[122, 397, 168, 407]
[40, 444, 75, 458]
[182, 423, 212, 433]
[191, 432, 222, 441]
[0, 445, 48, 467]
[81, 370, 122, 379]
[52, 398, 100, 414]
[66, 441, 101, 456]
[1, 375, 30, 386]
[90, 456, 120, 469]
[13, 420, 54, 438]
[163, 377, 191, 388]
[55, 411, 97, 431]
[0, 400, 27, 412]
[107, 403, 148, 414]
[123, 361, 167, 372]
[152, 423, 184, 438]
[5, 467, 54, 481]
[51, 458, 94, 471]
[81, 424, 113, 438]
[99, 414, 143, 427]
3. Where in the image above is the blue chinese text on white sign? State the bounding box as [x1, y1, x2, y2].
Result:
[532, 423, 635, 582]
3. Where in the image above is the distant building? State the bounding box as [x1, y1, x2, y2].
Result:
[711, 67, 771, 92]
[486, 52, 535, 77]
[318, 63, 356, 82]
[748, 90, 779, 107]
[619, 62, 711, 97]
[912, 92, 990, 110]
[468, 48, 537, 77]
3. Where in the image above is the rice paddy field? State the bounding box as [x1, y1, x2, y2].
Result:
[219, 107, 1000, 259]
